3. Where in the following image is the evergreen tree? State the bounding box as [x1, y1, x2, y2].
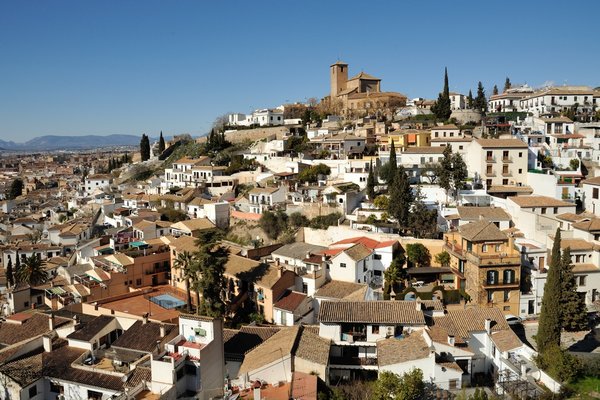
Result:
[492, 85, 499, 96]
[379, 139, 398, 183]
[8, 178, 24, 199]
[474, 81, 488, 112]
[158, 131, 166, 154]
[536, 228, 563, 350]
[194, 230, 229, 317]
[6, 257, 14, 288]
[431, 67, 452, 120]
[388, 166, 413, 232]
[467, 90, 474, 109]
[410, 186, 438, 238]
[366, 161, 376, 200]
[504, 77, 512, 92]
[437, 146, 467, 203]
[140, 134, 151, 161]
[560, 247, 589, 331]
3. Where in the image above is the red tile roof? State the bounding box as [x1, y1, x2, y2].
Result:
[274, 291, 308, 312]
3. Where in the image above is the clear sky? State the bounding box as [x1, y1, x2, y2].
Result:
[1, 0, 599, 142]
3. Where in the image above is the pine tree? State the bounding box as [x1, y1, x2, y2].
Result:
[388, 166, 414, 232]
[410, 186, 438, 238]
[474, 82, 487, 112]
[158, 131, 166, 154]
[380, 139, 398, 183]
[8, 178, 24, 199]
[536, 228, 563, 350]
[493, 85, 499, 96]
[6, 257, 14, 288]
[560, 247, 589, 331]
[431, 67, 452, 120]
[467, 90, 474, 109]
[366, 160, 376, 200]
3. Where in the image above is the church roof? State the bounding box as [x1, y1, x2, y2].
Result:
[348, 71, 381, 81]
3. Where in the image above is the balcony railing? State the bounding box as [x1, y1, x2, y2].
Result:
[482, 279, 520, 289]
[502, 171, 512, 177]
[330, 356, 378, 366]
[502, 157, 512, 163]
[341, 332, 367, 343]
[465, 251, 520, 266]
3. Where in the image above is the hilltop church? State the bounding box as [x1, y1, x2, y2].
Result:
[327, 61, 407, 117]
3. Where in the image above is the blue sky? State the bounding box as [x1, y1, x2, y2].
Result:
[1, 1, 599, 142]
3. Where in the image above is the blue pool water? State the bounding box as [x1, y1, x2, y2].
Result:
[150, 294, 186, 309]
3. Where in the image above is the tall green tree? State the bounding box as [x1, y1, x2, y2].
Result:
[467, 90, 474, 109]
[379, 139, 398, 183]
[387, 166, 413, 231]
[560, 247, 588, 331]
[15, 254, 48, 286]
[6, 257, 14, 288]
[492, 85, 499, 96]
[409, 186, 438, 238]
[474, 81, 488, 112]
[431, 67, 452, 120]
[437, 146, 468, 202]
[140, 134, 151, 161]
[8, 178, 24, 199]
[503, 77, 512, 92]
[158, 131, 166, 154]
[536, 228, 563, 350]
[366, 161, 376, 200]
[194, 230, 229, 317]
[173, 250, 195, 312]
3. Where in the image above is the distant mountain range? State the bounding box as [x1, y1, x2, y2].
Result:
[0, 134, 151, 151]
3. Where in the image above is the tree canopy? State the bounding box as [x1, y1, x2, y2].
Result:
[437, 146, 468, 202]
[8, 178, 24, 199]
[431, 67, 452, 120]
[298, 163, 331, 183]
[387, 166, 413, 231]
[560, 247, 588, 331]
[371, 369, 425, 400]
[140, 133, 151, 161]
[405, 243, 431, 268]
[473, 81, 488, 112]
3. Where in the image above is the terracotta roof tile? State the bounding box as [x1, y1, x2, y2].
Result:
[318, 301, 425, 325]
[377, 330, 432, 366]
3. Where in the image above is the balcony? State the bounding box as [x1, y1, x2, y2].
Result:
[486, 157, 496, 162]
[146, 266, 170, 275]
[465, 252, 520, 267]
[502, 171, 512, 177]
[341, 332, 367, 343]
[486, 171, 496, 177]
[482, 279, 520, 289]
[502, 157, 512, 163]
[330, 356, 378, 367]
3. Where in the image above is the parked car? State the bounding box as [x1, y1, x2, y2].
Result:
[505, 315, 522, 325]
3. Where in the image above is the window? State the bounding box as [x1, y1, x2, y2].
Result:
[29, 385, 37, 397]
[495, 244, 502, 252]
[449, 379, 458, 390]
[340, 263, 346, 268]
[24, 301, 29, 308]
[374, 254, 382, 260]
[519, 152, 523, 158]
[88, 390, 103, 400]
[372, 325, 380, 334]
[136, 278, 142, 286]
[487, 270, 498, 285]
[503, 306, 511, 311]
[518, 169, 522, 174]
[49, 382, 63, 393]
[504, 290, 510, 302]
[579, 276, 587, 286]
[594, 188, 599, 199]
[504, 269, 515, 284]
[488, 291, 494, 303]
[194, 327, 207, 336]
[459, 145, 463, 150]
[302, 283, 308, 294]
[553, 207, 558, 214]
[482, 244, 488, 253]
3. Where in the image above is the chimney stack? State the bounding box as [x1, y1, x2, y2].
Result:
[447, 335, 455, 347]
[143, 313, 149, 325]
[160, 324, 166, 338]
[415, 297, 422, 311]
[484, 318, 492, 334]
[48, 314, 55, 331]
[43, 335, 52, 352]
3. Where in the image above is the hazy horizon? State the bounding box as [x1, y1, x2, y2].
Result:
[2, 0, 599, 141]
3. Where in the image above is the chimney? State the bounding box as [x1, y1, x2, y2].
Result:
[447, 335, 455, 347]
[484, 318, 492, 334]
[160, 324, 166, 338]
[415, 297, 422, 311]
[508, 233, 515, 251]
[43, 335, 52, 352]
[521, 363, 527, 378]
[48, 314, 55, 330]
[143, 313, 149, 325]
[277, 265, 283, 278]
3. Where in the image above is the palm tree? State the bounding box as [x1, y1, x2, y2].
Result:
[173, 251, 196, 313]
[16, 254, 48, 286]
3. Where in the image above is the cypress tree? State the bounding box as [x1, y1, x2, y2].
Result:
[560, 247, 589, 331]
[140, 134, 150, 161]
[388, 166, 414, 232]
[467, 90, 474, 109]
[536, 228, 563, 350]
[8, 178, 24, 200]
[389, 139, 397, 179]
[158, 131, 166, 154]
[474, 81, 487, 112]
[15, 255, 21, 284]
[504, 77, 512, 92]
[366, 160, 376, 200]
[432, 67, 452, 120]
[6, 257, 14, 288]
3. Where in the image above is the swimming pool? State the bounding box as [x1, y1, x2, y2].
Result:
[150, 293, 186, 309]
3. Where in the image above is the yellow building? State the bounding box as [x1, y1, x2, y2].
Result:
[444, 220, 521, 315]
[383, 129, 431, 152]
